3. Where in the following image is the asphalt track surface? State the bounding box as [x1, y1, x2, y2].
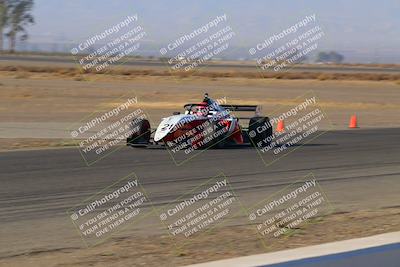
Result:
[1, 128, 400, 257]
[1, 55, 400, 73]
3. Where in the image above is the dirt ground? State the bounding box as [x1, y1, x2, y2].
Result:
[0, 208, 399, 267]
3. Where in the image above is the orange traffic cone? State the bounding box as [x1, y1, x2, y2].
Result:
[349, 115, 358, 128]
[276, 120, 285, 132]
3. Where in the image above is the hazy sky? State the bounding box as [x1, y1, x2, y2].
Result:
[29, 0, 399, 52]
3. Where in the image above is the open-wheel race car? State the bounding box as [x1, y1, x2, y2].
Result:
[127, 93, 273, 149]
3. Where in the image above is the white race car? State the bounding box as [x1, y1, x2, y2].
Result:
[127, 94, 272, 149]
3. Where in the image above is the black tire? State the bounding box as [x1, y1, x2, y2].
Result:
[127, 119, 151, 146]
[248, 116, 272, 146]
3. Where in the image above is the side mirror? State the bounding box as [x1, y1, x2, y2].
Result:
[173, 111, 180, 115]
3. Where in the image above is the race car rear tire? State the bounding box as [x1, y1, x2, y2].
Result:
[127, 119, 151, 146]
[248, 116, 272, 146]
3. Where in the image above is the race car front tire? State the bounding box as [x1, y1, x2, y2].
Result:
[127, 119, 151, 146]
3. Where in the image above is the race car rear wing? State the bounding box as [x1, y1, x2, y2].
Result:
[220, 105, 259, 112]
[183, 103, 262, 116]
[222, 105, 262, 116]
